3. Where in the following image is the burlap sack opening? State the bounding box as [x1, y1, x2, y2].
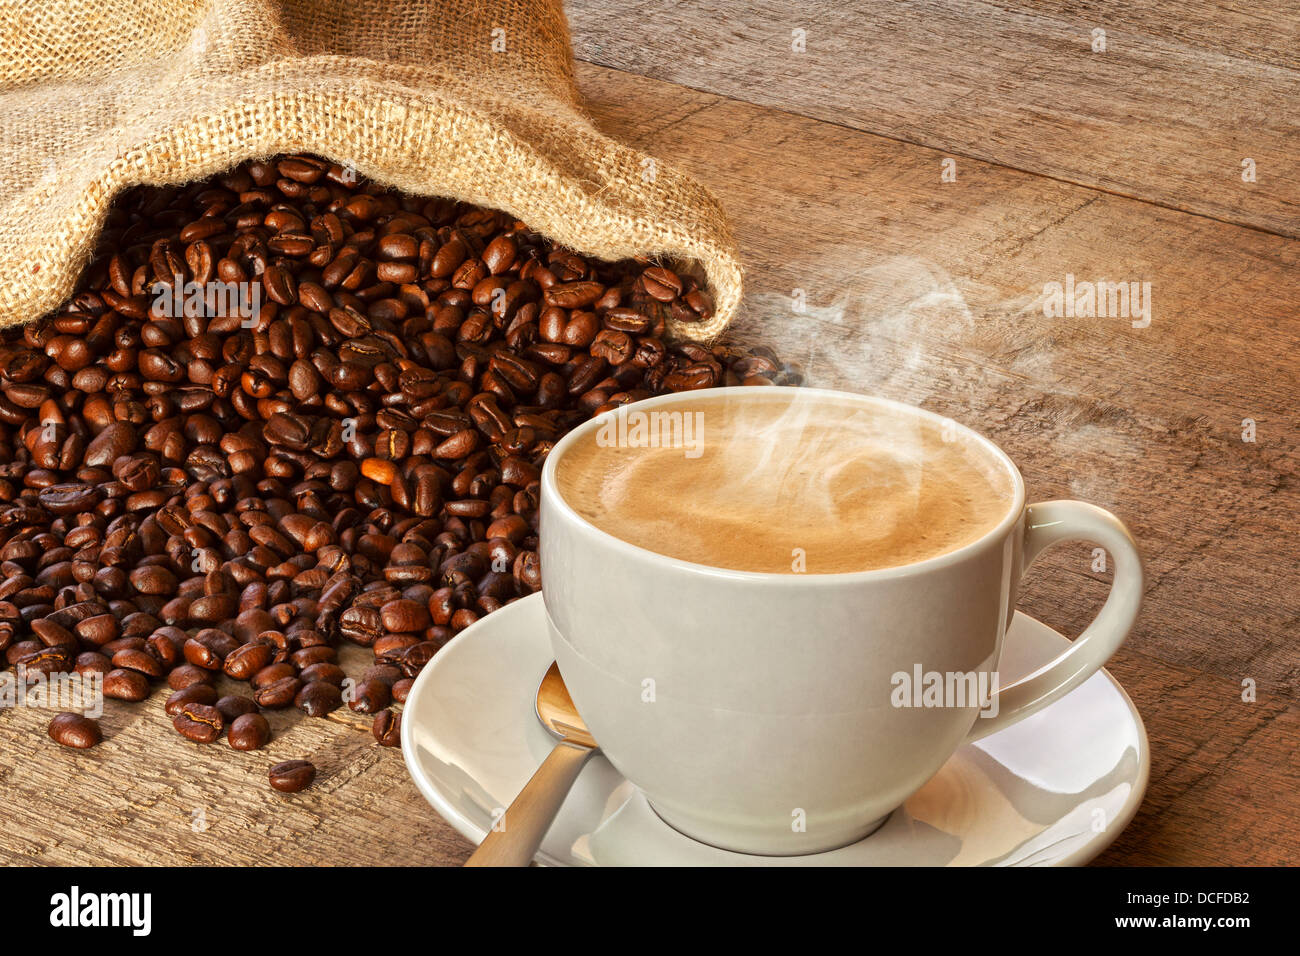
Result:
[0, 0, 742, 340]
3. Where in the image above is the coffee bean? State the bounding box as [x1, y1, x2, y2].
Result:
[228, 713, 271, 751]
[129, 565, 178, 596]
[183, 631, 238, 670]
[253, 676, 301, 709]
[187, 592, 238, 624]
[31, 619, 77, 649]
[215, 695, 259, 723]
[222, 641, 272, 680]
[16, 646, 73, 676]
[299, 662, 346, 685]
[544, 281, 603, 309]
[391, 678, 414, 703]
[374, 632, 419, 662]
[104, 668, 151, 701]
[38, 483, 102, 515]
[111, 647, 163, 678]
[251, 662, 295, 690]
[84, 422, 137, 467]
[269, 759, 316, 793]
[48, 712, 101, 749]
[295, 680, 342, 717]
[74, 651, 113, 676]
[339, 605, 381, 646]
[640, 266, 683, 302]
[290, 645, 336, 669]
[173, 703, 224, 743]
[362, 663, 402, 687]
[75, 614, 119, 646]
[348, 678, 391, 714]
[165, 683, 219, 716]
[401, 640, 442, 677]
[167, 663, 215, 690]
[372, 709, 401, 747]
[380, 598, 430, 633]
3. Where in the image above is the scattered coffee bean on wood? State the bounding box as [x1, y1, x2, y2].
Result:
[165, 683, 218, 717]
[0, 154, 795, 789]
[215, 694, 259, 722]
[228, 712, 271, 751]
[372, 709, 401, 747]
[269, 759, 316, 792]
[173, 702, 225, 743]
[48, 712, 101, 749]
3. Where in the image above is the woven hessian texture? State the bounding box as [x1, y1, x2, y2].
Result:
[0, 0, 742, 340]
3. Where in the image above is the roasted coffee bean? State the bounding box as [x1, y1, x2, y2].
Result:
[372, 709, 401, 747]
[215, 694, 259, 722]
[146, 630, 182, 668]
[268, 759, 316, 793]
[373, 633, 419, 662]
[74, 651, 113, 676]
[299, 661, 346, 685]
[348, 678, 391, 714]
[253, 676, 301, 709]
[173, 702, 224, 743]
[15, 646, 73, 676]
[75, 614, 119, 646]
[362, 663, 402, 687]
[251, 662, 295, 690]
[290, 645, 336, 669]
[167, 664, 215, 690]
[111, 647, 164, 678]
[401, 640, 442, 677]
[129, 565, 178, 595]
[294, 680, 342, 717]
[48, 712, 101, 749]
[640, 266, 683, 302]
[165, 683, 219, 717]
[379, 598, 430, 633]
[183, 631, 239, 670]
[391, 678, 414, 703]
[228, 713, 271, 751]
[223, 641, 272, 680]
[103, 668, 151, 701]
[32, 619, 77, 648]
[339, 605, 381, 646]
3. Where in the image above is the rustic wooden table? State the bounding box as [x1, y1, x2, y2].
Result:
[2, 1, 1296, 866]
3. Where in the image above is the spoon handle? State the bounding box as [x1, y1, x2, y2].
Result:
[464, 739, 596, 867]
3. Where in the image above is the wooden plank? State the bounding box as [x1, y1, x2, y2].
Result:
[568, 0, 1300, 237]
[0, 644, 473, 866]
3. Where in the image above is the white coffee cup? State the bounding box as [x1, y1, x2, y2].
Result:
[540, 387, 1143, 855]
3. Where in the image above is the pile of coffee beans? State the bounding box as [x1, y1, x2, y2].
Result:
[0, 156, 798, 787]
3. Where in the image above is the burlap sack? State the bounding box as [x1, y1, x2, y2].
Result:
[0, 0, 741, 340]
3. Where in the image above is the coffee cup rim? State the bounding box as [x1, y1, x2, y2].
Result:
[541, 386, 1027, 583]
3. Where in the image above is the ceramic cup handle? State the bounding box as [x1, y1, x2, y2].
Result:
[965, 500, 1143, 743]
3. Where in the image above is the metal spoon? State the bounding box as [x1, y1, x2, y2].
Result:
[464, 662, 597, 866]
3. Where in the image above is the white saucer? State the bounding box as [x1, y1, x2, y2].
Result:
[402, 593, 1148, 866]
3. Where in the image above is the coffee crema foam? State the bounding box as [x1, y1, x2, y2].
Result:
[555, 393, 1016, 574]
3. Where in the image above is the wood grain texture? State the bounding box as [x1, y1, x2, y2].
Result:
[568, 0, 1300, 237]
[2, 42, 1296, 866]
[0, 644, 473, 866]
